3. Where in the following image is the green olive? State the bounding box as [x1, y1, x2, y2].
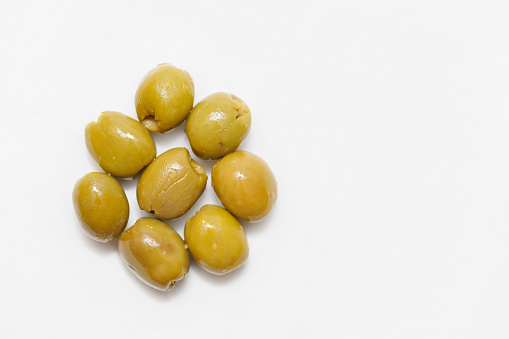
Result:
[212, 151, 277, 222]
[85, 111, 156, 179]
[185, 92, 251, 159]
[135, 63, 194, 133]
[73, 172, 129, 242]
[185, 205, 248, 275]
[118, 218, 190, 291]
[137, 147, 207, 220]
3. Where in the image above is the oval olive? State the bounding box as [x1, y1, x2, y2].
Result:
[185, 205, 249, 275]
[118, 218, 190, 291]
[137, 147, 208, 220]
[135, 63, 194, 133]
[185, 92, 251, 159]
[73, 172, 129, 242]
[85, 111, 156, 178]
[212, 151, 277, 222]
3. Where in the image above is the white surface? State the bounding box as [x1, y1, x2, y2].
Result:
[1, 1, 508, 338]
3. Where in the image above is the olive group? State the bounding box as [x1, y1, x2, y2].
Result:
[73, 63, 277, 291]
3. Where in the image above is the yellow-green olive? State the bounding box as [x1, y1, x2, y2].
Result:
[135, 63, 194, 133]
[85, 111, 156, 178]
[185, 92, 251, 159]
[185, 205, 249, 275]
[118, 218, 190, 291]
[212, 151, 277, 222]
[137, 147, 207, 220]
[73, 172, 129, 242]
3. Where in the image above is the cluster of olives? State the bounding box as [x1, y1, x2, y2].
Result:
[73, 64, 277, 291]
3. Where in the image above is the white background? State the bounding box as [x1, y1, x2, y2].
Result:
[1, 1, 508, 338]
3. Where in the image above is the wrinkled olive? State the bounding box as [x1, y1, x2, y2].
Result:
[212, 151, 277, 222]
[135, 63, 194, 133]
[85, 111, 156, 179]
[73, 172, 129, 242]
[185, 92, 251, 159]
[185, 205, 249, 275]
[118, 218, 190, 291]
[137, 147, 207, 220]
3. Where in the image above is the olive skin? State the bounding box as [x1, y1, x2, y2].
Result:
[185, 205, 249, 275]
[137, 147, 208, 220]
[135, 63, 194, 133]
[118, 218, 190, 291]
[185, 92, 251, 159]
[212, 151, 277, 222]
[73, 172, 129, 242]
[85, 111, 156, 179]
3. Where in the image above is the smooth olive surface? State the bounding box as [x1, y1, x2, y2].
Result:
[85, 111, 156, 178]
[137, 147, 208, 220]
[185, 205, 249, 275]
[73, 172, 129, 242]
[135, 63, 194, 133]
[212, 151, 277, 222]
[185, 92, 251, 159]
[118, 218, 190, 291]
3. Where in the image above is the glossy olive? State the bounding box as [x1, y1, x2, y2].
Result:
[137, 147, 208, 220]
[118, 218, 190, 291]
[73, 172, 129, 242]
[135, 63, 194, 133]
[85, 111, 156, 178]
[212, 151, 277, 222]
[185, 92, 251, 159]
[185, 205, 248, 275]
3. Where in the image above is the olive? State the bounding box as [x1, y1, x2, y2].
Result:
[185, 92, 251, 159]
[137, 147, 207, 220]
[85, 111, 156, 179]
[212, 151, 277, 222]
[118, 218, 190, 291]
[135, 63, 194, 133]
[73, 172, 129, 242]
[185, 205, 249, 275]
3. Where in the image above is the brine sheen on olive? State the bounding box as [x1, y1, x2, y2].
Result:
[85, 111, 156, 178]
[137, 147, 207, 220]
[185, 205, 249, 275]
[185, 92, 251, 159]
[118, 218, 190, 291]
[135, 63, 194, 133]
[212, 151, 277, 222]
[73, 172, 129, 242]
